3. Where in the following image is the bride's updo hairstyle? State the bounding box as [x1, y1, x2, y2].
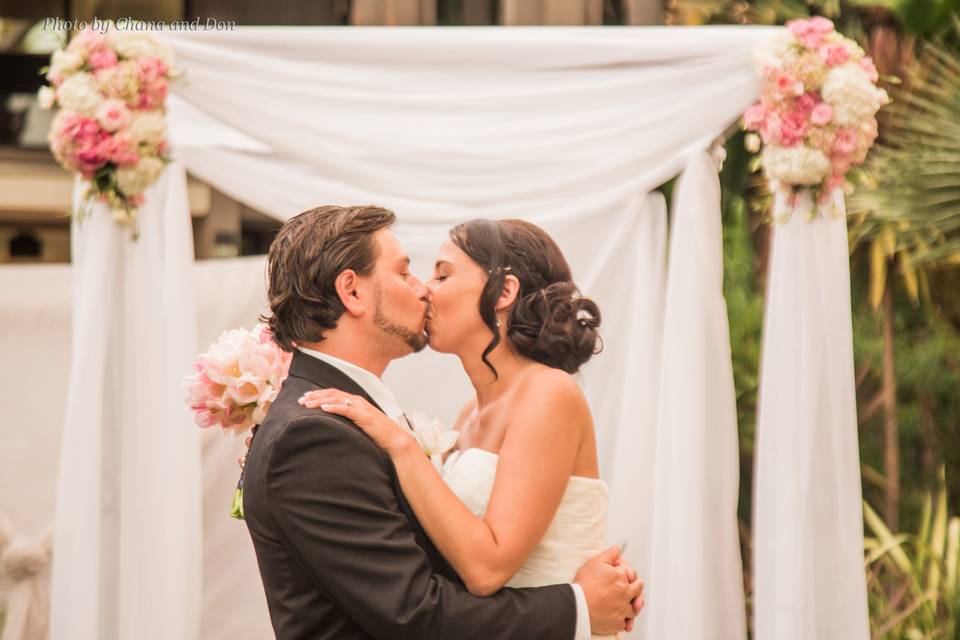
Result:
[449, 219, 601, 377]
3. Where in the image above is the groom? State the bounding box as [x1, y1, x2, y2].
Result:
[243, 205, 644, 639]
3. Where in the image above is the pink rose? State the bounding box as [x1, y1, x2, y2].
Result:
[136, 57, 169, 84]
[96, 99, 131, 132]
[819, 44, 850, 66]
[795, 92, 818, 114]
[810, 103, 834, 126]
[787, 19, 830, 49]
[859, 57, 879, 82]
[97, 134, 139, 167]
[832, 128, 858, 156]
[774, 71, 804, 97]
[68, 28, 103, 54]
[809, 17, 835, 35]
[760, 113, 781, 143]
[743, 102, 768, 130]
[88, 46, 118, 70]
[137, 79, 168, 110]
[779, 110, 807, 147]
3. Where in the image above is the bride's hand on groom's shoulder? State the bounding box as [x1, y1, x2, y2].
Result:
[299, 389, 417, 457]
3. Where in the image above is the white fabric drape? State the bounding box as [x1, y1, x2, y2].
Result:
[645, 151, 746, 639]
[48, 163, 202, 640]
[752, 191, 870, 639]
[158, 26, 779, 638]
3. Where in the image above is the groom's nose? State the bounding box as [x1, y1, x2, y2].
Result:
[410, 276, 430, 301]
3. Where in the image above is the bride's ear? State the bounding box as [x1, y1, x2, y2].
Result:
[334, 269, 365, 317]
[495, 274, 521, 312]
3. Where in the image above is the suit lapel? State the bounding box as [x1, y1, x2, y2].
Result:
[285, 351, 461, 583]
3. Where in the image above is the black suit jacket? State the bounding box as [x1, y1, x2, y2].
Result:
[243, 351, 577, 639]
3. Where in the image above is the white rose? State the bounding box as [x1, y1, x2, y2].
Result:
[125, 111, 167, 144]
[37, 86, 56, 110]
[50, 48, 85, 77]
[56, 73, 103, 116]
[753, 31, 798, 70]
[107, 31, 151, 59]
[821, 61, 886, 124]
[115, 156, 165, 196]
[762, 144, 832, 186]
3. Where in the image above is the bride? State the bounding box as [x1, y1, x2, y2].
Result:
[300, 218, 641, 638]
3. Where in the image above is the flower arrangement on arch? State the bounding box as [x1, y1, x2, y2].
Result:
[743, 17, 890, 219]
[38, 25, 179, 236]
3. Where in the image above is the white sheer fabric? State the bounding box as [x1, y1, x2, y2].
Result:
[753, 191, 870, 639]
[645, 152, 747, 639]
[49, 163, 202, 640]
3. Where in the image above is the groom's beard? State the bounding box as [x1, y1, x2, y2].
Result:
[373, 288, 428, 354]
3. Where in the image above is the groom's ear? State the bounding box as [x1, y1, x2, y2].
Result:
[334, 269, 365, 317]
[495, 274, 521, 312]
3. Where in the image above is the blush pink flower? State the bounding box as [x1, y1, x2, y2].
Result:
[774, 71, 804, 97]
[760, 113, 782, 143]
[819, 44, 850, 66]
[96, 99, 131, 132]
[809, 16, 836, 35]
[136, 57, 169, 84]
[743, 102, 768, 131]
[136, 78, 168, 110]
[832, 127, 858, 156]
[795, 92, 818, 114]
[68, 29, 103, 55]
[97, 134, 139, 167]
[88, 46, 119, 70]
[859, 57, 879, 82]
[810, 103, 834, 126]
[779, 110, 808, 146]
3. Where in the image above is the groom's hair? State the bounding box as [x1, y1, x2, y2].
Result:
[261, 205, 396, 352]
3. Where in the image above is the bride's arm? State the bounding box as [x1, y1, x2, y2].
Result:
[301, 370, 586, 597]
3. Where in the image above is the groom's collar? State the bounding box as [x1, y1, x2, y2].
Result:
[294, 347, 404, 420]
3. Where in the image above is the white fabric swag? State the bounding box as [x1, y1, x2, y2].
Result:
[0, 25, 867, 640]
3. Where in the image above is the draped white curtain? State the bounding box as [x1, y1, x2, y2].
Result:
[5, 24, 863, 640]
[753, 191, 870, 639]
[49, 164, 202, 640]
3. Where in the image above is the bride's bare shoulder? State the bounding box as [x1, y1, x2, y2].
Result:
[513, 365, 589, 421]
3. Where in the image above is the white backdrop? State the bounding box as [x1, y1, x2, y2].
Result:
[0, 25, 868, 640]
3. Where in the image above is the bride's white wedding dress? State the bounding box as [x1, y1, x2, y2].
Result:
[443, 447, 619, 640]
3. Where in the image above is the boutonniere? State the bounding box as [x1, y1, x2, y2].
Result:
[403, 411, 459, 472]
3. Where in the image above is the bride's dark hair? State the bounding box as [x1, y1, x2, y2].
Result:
[448, 219, 601, 377]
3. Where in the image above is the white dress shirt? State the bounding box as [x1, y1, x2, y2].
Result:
[297, 347, 593, 640]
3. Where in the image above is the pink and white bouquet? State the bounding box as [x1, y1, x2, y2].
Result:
[743, 17, 889, 217]
[38, 25, 178, 235]
[183, 324, 293, 433]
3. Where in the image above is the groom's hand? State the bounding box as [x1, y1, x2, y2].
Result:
[573, 545, 644, 635]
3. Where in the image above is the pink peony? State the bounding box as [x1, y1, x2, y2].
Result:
[760, 113, 782, 143]
[810, 103, 834, 126]
[88, 46, 119, 70]
[96, 99, 131, 132]
[183, 324, 293, 432]
[818, 44, 850, 66]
